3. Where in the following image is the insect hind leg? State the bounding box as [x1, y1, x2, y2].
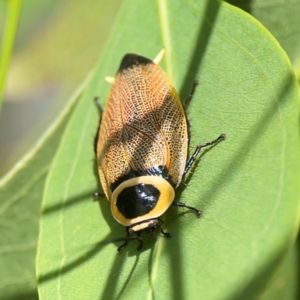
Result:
[184, 133, 226, 176]
[183, 79, 199, 108]
[184, 80, 200, 146]
[94, 97, 103, 154]
[94, 97, 103, 113]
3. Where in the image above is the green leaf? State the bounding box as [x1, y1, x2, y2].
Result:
[36, 0, 300, 299]
[226, 0, 300, 77]
[258, 235, 300, 300]
[0, 76, 85, 299]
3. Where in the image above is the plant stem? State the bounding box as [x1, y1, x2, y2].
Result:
[0, 0, 22, 114]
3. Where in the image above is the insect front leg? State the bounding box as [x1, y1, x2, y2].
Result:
[117, 228, 143, 252]
[117, 227, 131, 252]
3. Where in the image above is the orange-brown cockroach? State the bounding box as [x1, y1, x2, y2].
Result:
[95, 50, 225, 251]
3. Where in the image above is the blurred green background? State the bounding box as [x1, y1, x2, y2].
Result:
[0, 0, 121, 177]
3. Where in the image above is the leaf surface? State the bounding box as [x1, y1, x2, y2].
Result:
[226, 0, 300, 74]
[259, 236, 300, 300]
[0, 78, 83, 299]
[36, 1, 300, 299]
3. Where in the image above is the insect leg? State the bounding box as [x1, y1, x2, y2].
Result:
[135, 233, 143, 251]
[117, 228, 130, 252]
[117, 229, 143, 251]
[183, 79, 199, 108]
[184, 80, 200, 146]
[159, 225, 172, 238]
[94, 97, 103, 154]
[94, 97, 103, 113]
[172, 201, 202, 217]
[93, 191, 105, 198]
[184, 133, 226, 176]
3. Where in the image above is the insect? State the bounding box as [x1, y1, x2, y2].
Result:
[95, 50, 225, 251]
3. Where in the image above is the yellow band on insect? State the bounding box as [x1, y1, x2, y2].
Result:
[111, 176, 175, 227]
